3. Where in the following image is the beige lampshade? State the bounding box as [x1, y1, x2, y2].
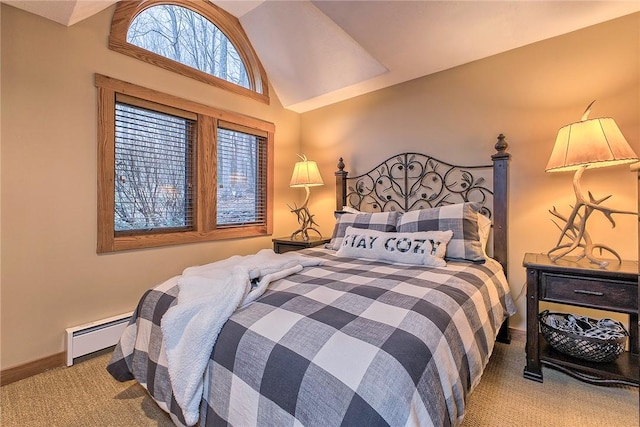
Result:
[546, 117, 638, 172]
[290, 156, 324, 187]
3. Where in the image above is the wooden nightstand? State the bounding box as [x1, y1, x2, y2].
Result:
[272, 236, 331, 254]
[523, 252, 639, 387]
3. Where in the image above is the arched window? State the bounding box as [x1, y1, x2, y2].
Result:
[128, 5, 250, 89]
[109, 0, 269, 104]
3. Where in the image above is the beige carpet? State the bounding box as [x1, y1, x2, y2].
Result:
[1, 341, 637, 426]
[461, 341, 638, 427]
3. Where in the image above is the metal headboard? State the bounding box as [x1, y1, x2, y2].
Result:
[335, 134, 510, 269]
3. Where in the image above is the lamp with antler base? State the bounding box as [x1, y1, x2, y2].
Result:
[289, 154, 324, 241]
[546, 101, 638, 268]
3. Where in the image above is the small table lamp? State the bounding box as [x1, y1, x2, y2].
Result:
[289, 154, 324, 240]
[546, 101, 638, 267]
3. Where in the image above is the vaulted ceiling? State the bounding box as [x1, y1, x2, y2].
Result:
[4, 0, 640, 113]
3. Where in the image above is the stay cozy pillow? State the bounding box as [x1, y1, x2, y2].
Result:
[396, 202, 485, 262]
[336, 226, 453, 267]
[328, 211, 402, 250]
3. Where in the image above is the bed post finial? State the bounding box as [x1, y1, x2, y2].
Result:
[494, 133, 508, 157]
[335, 157, 348, 211]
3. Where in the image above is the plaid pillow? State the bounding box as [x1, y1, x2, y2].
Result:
[328, 211, 402, 250]
[396, 202, 485, 262]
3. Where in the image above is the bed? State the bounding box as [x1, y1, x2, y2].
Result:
[107, 134, 516, 427]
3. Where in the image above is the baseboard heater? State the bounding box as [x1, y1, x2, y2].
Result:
[65, 312, 133, 366]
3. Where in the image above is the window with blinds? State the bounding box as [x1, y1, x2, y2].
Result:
[216, 125, 267, 227]
[114, 99, 195, 234]
[96, 74, 274, 252]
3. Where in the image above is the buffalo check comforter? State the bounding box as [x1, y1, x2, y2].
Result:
[107, 248, 516, 427]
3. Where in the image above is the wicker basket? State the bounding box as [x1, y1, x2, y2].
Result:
[539, 311, 628, 363]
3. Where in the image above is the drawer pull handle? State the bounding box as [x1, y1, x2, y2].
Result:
[574, 289, 604, 296]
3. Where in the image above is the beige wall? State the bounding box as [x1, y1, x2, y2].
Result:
[0, 5, 301, 369]
[2, 5, 639, 368]
[300, 13, 640, 332]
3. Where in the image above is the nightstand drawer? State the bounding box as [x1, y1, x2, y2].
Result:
[275, 243, 306, 254]
[541, 272, 637, 313]
[272, 236, 331, 254]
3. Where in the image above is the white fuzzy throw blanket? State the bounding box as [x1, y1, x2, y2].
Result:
[160, 249, 323, 426]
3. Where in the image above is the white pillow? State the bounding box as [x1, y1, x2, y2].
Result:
[341, 206, 361, 213]
[336, 226, 453, 267]
[477, 212, 491, 254]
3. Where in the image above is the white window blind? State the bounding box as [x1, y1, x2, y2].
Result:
[216, 124, 267, 226]
[114, 99, 195, 233]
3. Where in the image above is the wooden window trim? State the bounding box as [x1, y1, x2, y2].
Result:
[96, 74, 274, 253]
[109, 0, 270, 105]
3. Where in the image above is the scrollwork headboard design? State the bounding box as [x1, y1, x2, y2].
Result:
[339, 153, 493, 217]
